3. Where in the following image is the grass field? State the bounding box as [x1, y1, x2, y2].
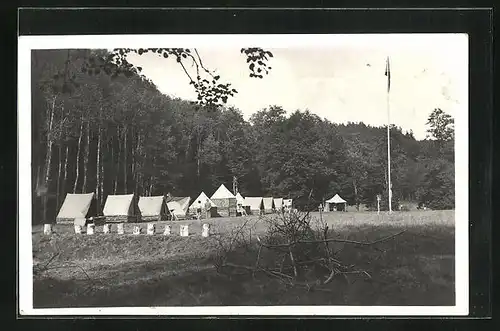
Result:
[32, 210, 455, 308]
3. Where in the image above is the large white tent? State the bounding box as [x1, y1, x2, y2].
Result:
[138, 196, 168, 222]
[210, 184, 237, 217]
[324, 194, 347, 212]
[103, 194, 139, 222]
[244, 197, 264, 215]
[273, 198, 283, 211]
[166, 196, 191, 220]
[262, 197, 275, 214]
[189, 192, 217, 218]
[211, 184, 235, 199]
[56, 192, 96, 225]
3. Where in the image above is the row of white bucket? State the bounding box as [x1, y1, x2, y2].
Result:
[43, 223, 210, 237]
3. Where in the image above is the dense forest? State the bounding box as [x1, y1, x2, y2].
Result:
[31, 49, 455, 223]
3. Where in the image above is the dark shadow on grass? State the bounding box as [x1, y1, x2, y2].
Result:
[33, 225, 455, 308]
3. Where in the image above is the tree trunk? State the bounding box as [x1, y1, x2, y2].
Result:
[42, 96, 56, 222]
[131, 127, 135, 175]
[123, 125, 128, 193]
[114, 128, 120, 195]
[56, 102, 66, 210]
[100, 138, 104, 209]
[35, 165, 41, 221]
[63, 145, 69, 198]
[149, 177, 154, 197]
[143, 176, 148, 197]
[197, 155, 201, 179]
[82, 119, 91, 193]
[134, 133, 141, 196]
[110, 137, 114, 195]
[96, 116, 102, 207]
[197, 127, 201, 179]
[73, 120, 83, 193]
[353, 178, 359, 211]
[56, 143, 62, 209]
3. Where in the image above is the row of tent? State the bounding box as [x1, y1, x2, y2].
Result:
[189, 185, 293, 216]
[57, 192, 191, 224]
[56, 184, 294, 225]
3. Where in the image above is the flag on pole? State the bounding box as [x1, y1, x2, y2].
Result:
[385, 56, 391, 93]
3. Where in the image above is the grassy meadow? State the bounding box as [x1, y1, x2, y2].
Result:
[32, 210, 455, 308]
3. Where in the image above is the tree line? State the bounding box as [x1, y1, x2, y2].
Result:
[31, 49, 454, 223]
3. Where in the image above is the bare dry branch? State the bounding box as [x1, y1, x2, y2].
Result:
[257, 230, 407, 248]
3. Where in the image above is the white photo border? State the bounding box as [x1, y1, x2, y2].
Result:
[18, 34, 469, 316]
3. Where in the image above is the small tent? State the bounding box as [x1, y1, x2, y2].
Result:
[103, 194, 139, 223]
[166, 196, 191, 220]
[262, 197, 275, 214]
[188, 192, 218, 218]
[244, 197, 264, 215]
[138, 196, 169, 222]
[210, 184, 237, 217]
[324, 194, 347, 212]
[273, 198, 283, 212]
[56, 192, 97, 225]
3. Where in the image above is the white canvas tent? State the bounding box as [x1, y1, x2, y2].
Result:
[56, 192, 96, 225]
[262, 197, 275, 214]
[273, 198, 283, 211]
[138, 196, 168, 222]
[210, 184, 237, 217]
[166, 196, 191, 220]
[188, 192, 218, 218]
[324, 194, 347, 212]
[211, 184, 236, 199]
[189, 192, 216, 211]
[103, 194, 139, 222]
[244, 197, 264, 215]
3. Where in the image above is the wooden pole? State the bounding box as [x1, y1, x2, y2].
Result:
[385, 56, 393, 214]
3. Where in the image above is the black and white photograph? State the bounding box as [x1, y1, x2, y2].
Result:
[18, 33, 468, 316]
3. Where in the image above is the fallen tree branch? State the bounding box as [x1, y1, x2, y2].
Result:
[340, 270, 372, 279]
[256, 230, 406, 248]
[288, 244, 298, 278]
[323, 268, 337, 285]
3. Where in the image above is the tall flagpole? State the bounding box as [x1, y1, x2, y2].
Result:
[385, 56, 392, 213]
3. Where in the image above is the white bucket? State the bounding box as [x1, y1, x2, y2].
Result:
[180, 225, 189, 237]
[163, 225, 171, 235]
[147, 223, 155, 235]
[132, 226, 141, 235]
[43, 224, 52, 235]
[103, 224, 111, 234]
[202, 223, 210, 237]
[86, 224, 95, 235]
[117, 223, 124, 234]
[74, 225, 83, 234]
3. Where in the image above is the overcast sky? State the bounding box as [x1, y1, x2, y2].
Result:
[124, 35, 467, 140]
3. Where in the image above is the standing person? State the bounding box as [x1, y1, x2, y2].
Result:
[205, 199, 211, 219]
[170, 209, 178, 221]
[196, 201, 202, 220]
[239, 202, 248, 216]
